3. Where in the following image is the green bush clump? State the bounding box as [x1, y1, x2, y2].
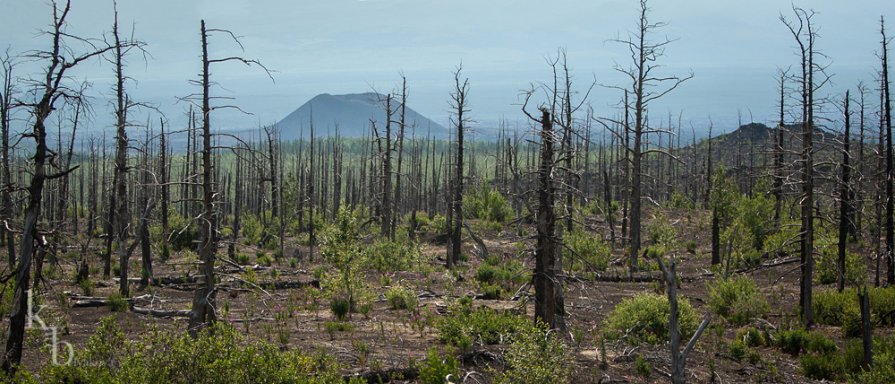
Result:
[107, 293, 129, 312]
[870, 287, 895, 326]
[473, 256, 529, 296]
[33, 317, 357, 384]
[385, 286, 418, 311]
[776, 329, 835, 356]
[762, 219, 800, 257]
[475, 264, 499, 284]
[495, 323, 570, 384]
[464, 185, 513, 223]
[603, 292, 697, 345]
[798, 339, 864, 381]
[667, 192, 694, 209]
[707, 276, 769, 325]
[566, 230, 611, 272]
[735, 326, 769, 347]
[163, 211, 198, 251]
[330, 297, 350, 321]
[814, 227, 865, 286]
[364, 240, 421, 273]
[256, 254, 274, 267]
[419, 348, 459, 384]
[646, 212, 677, 246]
[436, 307, 532, 350]
[814, 287, 895, 336]
[814, 289, 860, 328]
[853, 334, 895, 383]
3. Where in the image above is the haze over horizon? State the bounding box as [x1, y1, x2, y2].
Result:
[0, 0, 891, 139]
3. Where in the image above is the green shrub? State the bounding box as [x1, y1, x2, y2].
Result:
[776, 329, 835, 356]
[603, 292, 697, 345]
[480, 284, 502, 300]
[735, 326, 768, 347]
[165, 211, 198, 251]
[419, 348, 459, 384]
[763, 219, 800, 257]
[107, 293, 128, 312]
[728, 339, 748, 361]
[814, 228, 865, 286]
[667, 192, 694, 209]
[814, 288, 860, 330]
[647, 212, 677, 246]
[794, 335, 854, 381]
[496, 324, 570, 384]
[566, 230, 611, 272]
[634, 355, 651, 377]
[436, 307, 532, 350]
[475, 264, 499, 284]
[473, 257, 529, 295]
[815, 287, 895, 334]
[79, 279, 95, 296]
[707, 276, 769, 325]
[870, 286, 895, 326]
[386, 286, 418, 311]
[853, 334, 895, 383]
[464, 185, 513, 223]
[800, 354, 841, 381]
[324, 321, 354, 333]
[330, 297, 350, 321]
[364, 240, 421, 273]
[256, 254, 274, 267]
[733, 188, 775, 250]
[38, 321, 354, 384]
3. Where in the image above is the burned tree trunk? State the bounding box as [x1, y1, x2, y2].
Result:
[0, 54, 16, 267]
[3, 0, 115, 370]
[657, 255, 712, 384]
[534, 108, 558, 329]
[838, 91, 852, 292]
[188, 20, 217, 336]
[882, 17, 893, 285]
[447, 66, 469, 269]
[112, 8, 131, 297]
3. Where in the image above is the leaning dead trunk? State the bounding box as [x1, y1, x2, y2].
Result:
[656, 255, 712, 384]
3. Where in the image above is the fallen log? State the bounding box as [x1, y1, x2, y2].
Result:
[736, 256, 800, 274]
[258, 280, 320, 290]
[131, 306, 191, 318]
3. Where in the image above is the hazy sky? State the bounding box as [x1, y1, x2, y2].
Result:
[0, 0, 891, 136]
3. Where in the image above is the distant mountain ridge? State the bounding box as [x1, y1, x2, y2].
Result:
[274, 93, 449, 140]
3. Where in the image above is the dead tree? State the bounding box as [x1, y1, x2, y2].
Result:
[838, 91, 853, 292]
[532, 107, 559, 329]
[379, 94, 394, 239]
[447, 65, 470, 269]
[185, 19, 271, 337]
[2, 0, 117, 371]
[881, 16, 893, 285]
[392, 75, 409, 239]
[612, 0, 692, 273]
[110, 1, 148, 297]
[159, 118, 170, 259]
[782, 7, 821, 326]
[773, 68, 789, 228]
[0, 52, 17, 267]
[656, 255, 712, 384]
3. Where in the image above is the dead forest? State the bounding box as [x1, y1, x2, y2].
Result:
[1, 1, 894, 383]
